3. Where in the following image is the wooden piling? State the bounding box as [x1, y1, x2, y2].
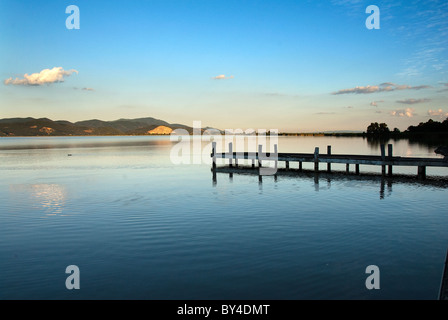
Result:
[356, 164, 360, 175]
[299, 162, 303, 172]
[418, 166, 426, 179]
[212, 142, 217, 170]
[258, 145, 262, 168]
[274, 144, 278, 170]
[286, 161, 289, 170]
[388, 144, 393, 177]
[327, 145, 332, 173]
[229, 142, 233, 168]
[381, 144, 386, 176]
[346, 163, 350, 174]
[314, 147, 319, 172]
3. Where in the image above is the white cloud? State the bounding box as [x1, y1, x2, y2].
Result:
[428, 109, 448, 117]
[391, 108, 415, 118]
[212, 75, 234, 80]
[4, 67, 78, 86]
[82, 87, 94, 91]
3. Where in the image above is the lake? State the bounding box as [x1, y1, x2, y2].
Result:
[0, 135, 447, 300]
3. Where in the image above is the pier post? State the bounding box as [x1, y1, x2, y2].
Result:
[355, 164, 360, 175]
[258, 145, 263, 168]
[286, 161, 289, 170]
[380, 144, 386, 176]
[327, 145, 332, 173]
[274, 144, 278, 171]
[252, 159, 255, 169]
[388, 144, 393, 176]
[229, 142, 233, 168]
[418, 166, 426, 180]
[299, 162, 303, 172]
[314, 147, 319, 172]
[212, 142, 217, 170]
[346, 163, 349, 174]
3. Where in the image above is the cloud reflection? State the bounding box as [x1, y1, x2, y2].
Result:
[10, 184, 67, 216]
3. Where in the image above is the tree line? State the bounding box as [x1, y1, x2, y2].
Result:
[366, 117, 448, 135]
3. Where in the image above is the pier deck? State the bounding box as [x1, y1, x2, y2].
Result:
[211, 142, 448, 179]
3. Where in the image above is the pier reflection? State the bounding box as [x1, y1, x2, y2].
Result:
[211, 166, 448, 199]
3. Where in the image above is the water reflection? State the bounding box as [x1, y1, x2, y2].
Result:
[9, 184, 67, 216]
[366, 136, 444, 154]
[0, 136, 174, 151]
[212, 167, 448, 200]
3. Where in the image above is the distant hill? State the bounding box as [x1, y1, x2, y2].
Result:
[0, 117, 197, 136]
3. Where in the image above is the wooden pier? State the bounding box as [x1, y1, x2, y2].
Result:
[211, 142, 448, 179]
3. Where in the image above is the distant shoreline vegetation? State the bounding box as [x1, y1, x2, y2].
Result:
[1, 117, 448, 146]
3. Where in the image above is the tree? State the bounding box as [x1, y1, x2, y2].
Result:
[367, 122, 390, 135]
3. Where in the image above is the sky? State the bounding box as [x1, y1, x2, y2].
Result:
[1, 0, 447, 132]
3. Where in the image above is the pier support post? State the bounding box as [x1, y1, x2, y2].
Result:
[346, 163, 349, 174]
[274, 144, 278, 170]
[252, 159, 255, 169]
[314, 147, 319, 172]
[258, 145, 262, 168]
[355, 164, 360, 175]
[327, 145, 332, 173]
[299, 162, 303, 172]
[286, 161, 289, 170]
[388, 144, 393, 177]
[229, 142, 233, 168]
[380, 144, 386, 176]
[212, 142, 217, 170]
[418, 166, 426, 180]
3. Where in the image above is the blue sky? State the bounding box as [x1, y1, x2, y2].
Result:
[1, 0, 447, 132]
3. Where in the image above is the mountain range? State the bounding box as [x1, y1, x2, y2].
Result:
[0, 117, 199, 136]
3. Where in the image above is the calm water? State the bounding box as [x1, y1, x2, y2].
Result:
[0, 136, 447, 300]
